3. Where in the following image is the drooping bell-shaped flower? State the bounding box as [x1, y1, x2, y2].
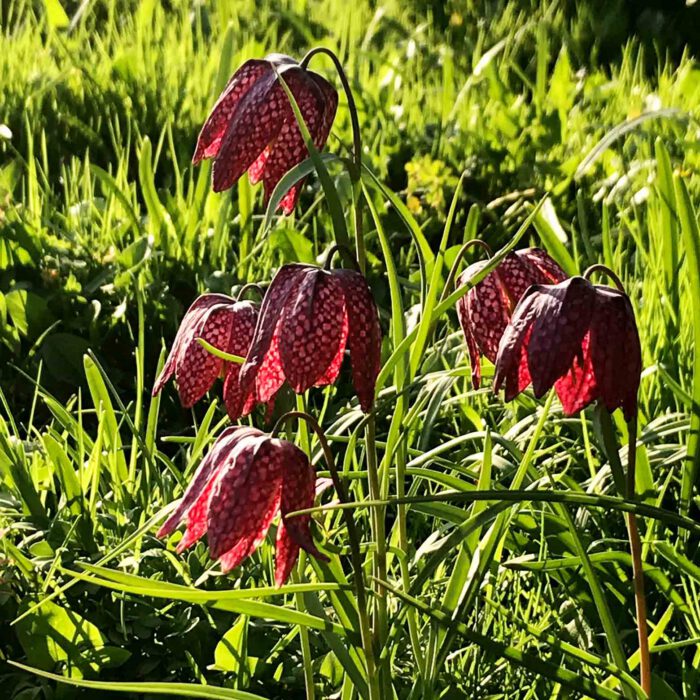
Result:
[193, 54, 338, 214]
[239, 264, 381, 413]
[456, 248, 567, 388]
[152, 294, 263, 420]
[493, 277, 642, 419]
[157, 426, 326, 586]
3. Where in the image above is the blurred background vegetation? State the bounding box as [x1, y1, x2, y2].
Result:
[2, 0, 698, 408]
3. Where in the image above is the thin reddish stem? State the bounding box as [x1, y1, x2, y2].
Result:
[626, 414, 652, 696]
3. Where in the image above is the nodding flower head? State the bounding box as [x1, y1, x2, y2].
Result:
[152, 294, 267, 421]
[493, 276, 642, 420]
[239, 264, 381, 413]
[193, 54, 338, 214]
[456, 248, 567, 388]
[157, 426, 327, 586]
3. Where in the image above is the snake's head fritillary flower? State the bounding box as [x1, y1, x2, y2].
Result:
[152, 294, 265, 420]
[238, 264, 381, 413]
[157, 426, 327, 586]
[456, 248, 567, 389]
[193, 54, 338, 214]
[493, 277, 642, 420]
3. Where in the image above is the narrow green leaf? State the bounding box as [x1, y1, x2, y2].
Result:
[196, 338, 245, 364]
[43, 0, 69, 29]
[274, 69, 350, 254]
[575, 109, 685, 180]
[9, 661, 265, 699]
[674, 174, 700, 514]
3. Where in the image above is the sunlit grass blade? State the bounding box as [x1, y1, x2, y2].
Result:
[674, 173, 700, 514]
[8, 661, 266, 699]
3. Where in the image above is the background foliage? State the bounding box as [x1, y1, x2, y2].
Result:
[2, 0, 700, 697]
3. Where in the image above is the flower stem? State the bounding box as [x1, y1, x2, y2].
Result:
[626, 414, 652, 696]
[275, 410, 380, 700]
[438, 238, 493, 305]
[301, 47, 365, 272]
[235, 283, 265, 301]
[583, 264, 625, 292]
[322, 243, 360, 272]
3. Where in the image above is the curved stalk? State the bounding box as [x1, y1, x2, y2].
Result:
[301, 47, 365, 272]
[439, 238, 493, 304]
[583, 264, 625, 291]
[235, 283, 265, 301]
[323, 243, 361, 272]
[273, 410, 380, 700]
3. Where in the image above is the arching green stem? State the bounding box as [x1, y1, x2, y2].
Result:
[272, 410, 380, 700]
[323, 243, 361, 272]
[301, 47, 365, 272]
[439, 238, 493, 304]
[235, 283, 265, 301]
[583, 264, 625, 291]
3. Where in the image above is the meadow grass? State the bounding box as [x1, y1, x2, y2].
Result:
[2, 0, 700, 697]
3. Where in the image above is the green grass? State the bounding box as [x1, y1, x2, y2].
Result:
[2, 0, 700, 697]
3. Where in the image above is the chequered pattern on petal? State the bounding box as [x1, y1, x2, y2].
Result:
[268, 71, 338, 216]
[554, 331, 598, 415]
[220, 301, 259, 420]
[240, 264, 309, 402]
[461, 260, 514, 364]
[248, 145, 271, 185]
[498, 325, 534, 402]
[207, 437, 283, 564]
[223, 368, 256, 421]
[212, 71, 283, 192]
[314, 310, 348, 387]
[275, 522, 301, 588]
[160, 427, 328, 586]
[309, 72, 339, 149]
[334, 269, 382, 412]
[193, 53, 338, 216]
[517, 248, 568, 284]
[157, 427, 263, 540]
[462, 316, 483, 388]
[493, 287, 543, 401]
[153, 294, 232, 397]
[588, 287, 641, 420]
[174, 304, 236, 408]
[526, 278, 596, 397]
[255, 328, 287, 403]
[496, 276, 641, 418]
[458, 256, 535, 389]
[275, 440, 327, 586]
[279, 269, 347, 394]
[458, 250, 569, 390]
[260, 69, 326, 213]
[193, 60, 270, 165]
[456, 264, 487, 388]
